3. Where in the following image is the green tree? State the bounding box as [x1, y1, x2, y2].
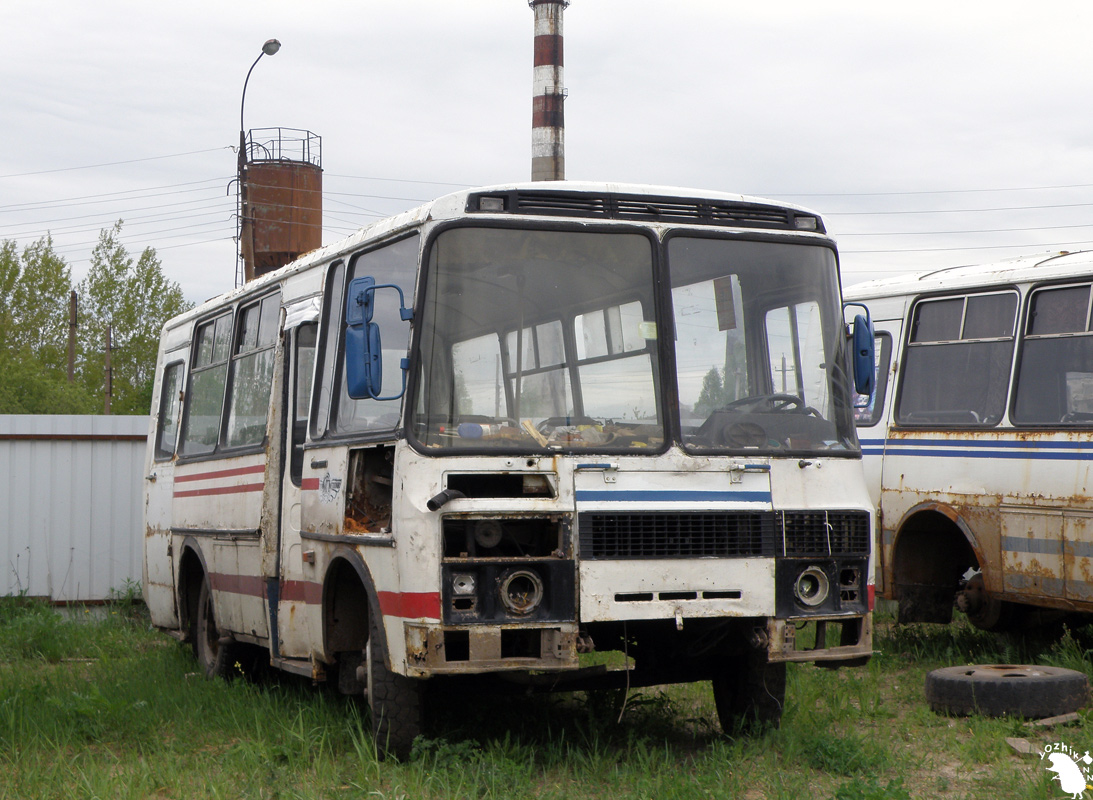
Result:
[0, 236, 98, 413]
[0, 354, 96, 414]
[695, 366, 725, 417]
[0, 240, 18, 354]
[11, 234, 72, 371]
[77, 221, 191, 414]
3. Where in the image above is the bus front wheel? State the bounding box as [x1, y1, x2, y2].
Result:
[712, 651, 785, 734]
[366, 608, 423, 761]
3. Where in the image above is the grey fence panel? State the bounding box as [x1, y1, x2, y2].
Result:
[0, 415, 150, 602]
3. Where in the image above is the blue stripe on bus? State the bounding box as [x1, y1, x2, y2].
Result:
[575, 490, 772, 503]
[879, 447, 1093, 461]
[860, 437, 1093, 451]
[860, 438, 1093, 461]
[1002, 537, 1093, 559]
[1002, 536, 1064, 556]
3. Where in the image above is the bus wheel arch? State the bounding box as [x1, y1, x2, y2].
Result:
[321, 552, 377, 659]
[320, 550, 424, 760]
[176, 539, 209, 645]
[891, 505, 982, 624]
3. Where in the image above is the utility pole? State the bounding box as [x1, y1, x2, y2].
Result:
[104, 325, 112, 415]
[67, 291, 76, 383]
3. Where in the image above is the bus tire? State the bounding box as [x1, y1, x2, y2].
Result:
[366, 608, 423, 761]
[926, 665, 1090, 718]
[712, 652, 785, 734]
[960, 574, 1015, 632]
[194, 577, 243, 679]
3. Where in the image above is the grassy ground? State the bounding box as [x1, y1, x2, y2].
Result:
[0, 595, 1090, 799]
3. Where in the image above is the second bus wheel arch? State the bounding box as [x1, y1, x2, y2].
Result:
[890, 505, 982, 624]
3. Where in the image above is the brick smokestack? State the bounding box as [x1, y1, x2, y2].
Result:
[530, 0, 568, 181]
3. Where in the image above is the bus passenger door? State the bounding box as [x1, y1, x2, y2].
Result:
[277, 321, 318, 658]
[853, 321, 898, 596]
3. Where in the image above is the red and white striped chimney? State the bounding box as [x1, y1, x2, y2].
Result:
[530, 0, 568, 182]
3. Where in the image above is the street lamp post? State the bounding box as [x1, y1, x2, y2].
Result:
[237, 38, 280, 285]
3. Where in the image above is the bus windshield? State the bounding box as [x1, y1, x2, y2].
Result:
[669, 236, 856, 454]
[410, 225, 856, 455]
[413, 226, 663, 451]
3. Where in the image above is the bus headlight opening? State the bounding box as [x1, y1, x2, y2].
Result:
[794, 566, 830, 608]
[499, 569, 544, 615]
[452, 573, 477, 596]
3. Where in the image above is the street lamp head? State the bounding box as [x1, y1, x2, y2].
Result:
[262, 39, 281, 56]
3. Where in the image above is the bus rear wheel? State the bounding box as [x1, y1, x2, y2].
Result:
[712, 651, 785, 734]
[366, 608, 424, 761]
[959, 574, 1016, 632]
[193, 577, 243, 679]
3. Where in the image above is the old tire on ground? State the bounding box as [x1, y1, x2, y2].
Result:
[926, 665, 1090, 718]
[193, 577, 244, 679]
[367, 608, 424, 761]
[712, 651, 786, 734]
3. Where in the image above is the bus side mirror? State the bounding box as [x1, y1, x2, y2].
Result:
[845, 303, 876, 397]
[344, 276, 413, 401]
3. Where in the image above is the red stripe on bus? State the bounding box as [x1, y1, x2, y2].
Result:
[868, 584, 875, 611]
[378, 591, 441, 620]
[175, 463, 266, 483]
[207, 577, 437, 621]
[174, 482, 264, 499]
[301, 478, 320, 490]
[210, 572, 265, 598]
[281, 580, 323, 604]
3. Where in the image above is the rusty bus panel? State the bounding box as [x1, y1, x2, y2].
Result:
[847, 251, 1093, 630]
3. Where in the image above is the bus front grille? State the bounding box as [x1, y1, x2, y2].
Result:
[578, 510, 869, 559]
[782, 511, 870, 557]
[578, 512, 778, 559]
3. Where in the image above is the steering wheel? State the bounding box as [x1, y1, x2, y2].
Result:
[722, 393, 807, 414]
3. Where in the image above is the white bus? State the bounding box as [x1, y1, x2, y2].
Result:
[144, 182, 876, 758]
[846, 251, 1093, 632]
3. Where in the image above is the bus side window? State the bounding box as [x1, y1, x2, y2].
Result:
[334, 235, 418, 434]
[897, 292, 1016, 426]
[155, 361, 185, 460]
[452, 333, 505, 418]
[180, 312, 233, 456]
[853, 333, 891, 427]
[225, 293, 281, 448]
[764, 301, 828, 414]
[291, 323, 318, 485]
[1014, 284, 1093, 425]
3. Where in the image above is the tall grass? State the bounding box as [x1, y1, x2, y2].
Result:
[0, 598, 1087, 798]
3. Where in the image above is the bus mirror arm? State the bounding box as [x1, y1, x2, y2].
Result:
[843, 302, 876, 397]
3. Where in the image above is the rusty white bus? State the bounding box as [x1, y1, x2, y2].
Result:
[144, 182, 876, 759]
[846, 251, 1093, 633]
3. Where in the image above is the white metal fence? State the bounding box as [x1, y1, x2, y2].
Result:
[0, 415, 149, 602]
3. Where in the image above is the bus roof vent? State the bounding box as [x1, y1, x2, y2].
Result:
[514, 191, 607, 215]
[466, 190, 825, 233]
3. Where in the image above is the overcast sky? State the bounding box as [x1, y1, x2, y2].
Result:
[4, 0, 1093, 305]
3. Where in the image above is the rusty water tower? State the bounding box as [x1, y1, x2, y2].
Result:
[529, 0, 568, 181]
[237, 40, 323, 285]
